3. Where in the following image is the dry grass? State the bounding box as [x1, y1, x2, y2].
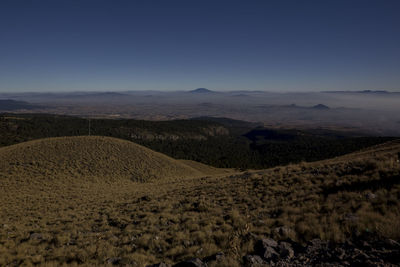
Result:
[0, 136, 227, 184]
[0, 137, 399, 266]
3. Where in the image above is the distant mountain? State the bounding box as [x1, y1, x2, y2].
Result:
[312, 104, 330, 110]
[0, 99, 39, 111]
[228, 90, 266, 94]
[64, 92, 127, 98]
[231, 94, 250, 97]
[283, 103, 330, 110]
[287, 104, 299, 108]
[189, 88, 214, 93]
[323, 90, 390, 94]
[90, 92, 127, 97]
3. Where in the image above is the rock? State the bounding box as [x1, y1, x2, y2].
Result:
[273, 226, 294, 239]
[361, 241, 371, 249]
[203, 252, 224, 263]
[308, 238, 328, 248]
[365, 192, 376, 200]
[106, 257, 121, 265]
[31, 255, 43, 264]
[195, 248, 203, 255]
[29, 233, 43, 241]
[384, 239, 400, 249]
[146, 263, 171, 267]
[140, 195, 151, 201]
[334, 247, 346, 260]
[357, 251, 370, 261]
[254, 238, 280, 261]
[261, 238, 278, 248]
[365, 259, 380, 267]
[243, 255, 267, 266]
[262, 246, 278, 260]
[173, 258, 207, 267]
[278, 242, 294, 259]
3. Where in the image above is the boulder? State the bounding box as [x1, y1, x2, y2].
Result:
[254, 239, 279, 260]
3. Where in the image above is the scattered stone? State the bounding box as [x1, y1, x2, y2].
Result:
[384, 239, 400, 249]
[243, 255, 267, 266]
[361, 241, 371, 249]
[173, 258, 207, 267]
[260, 238, 278, 248]
[146, 263, 171, 267]
[106, 257, 121, 265]
[365, 192, 376, 200]
[306, 238, 329, 253]
[334, 247, 346, 260]
[29, 232, 43, 241]
[191, 235, 400, 267]
[203, 252, 224, 263]
[273, 226, 294, 239]
[254, 239, 279, 260]
[278, 241, 294, 259]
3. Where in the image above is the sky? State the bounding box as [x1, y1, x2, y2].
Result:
[0, 0, 399, 92]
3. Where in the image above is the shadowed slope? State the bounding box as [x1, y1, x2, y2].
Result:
[0, 136, 209, 183]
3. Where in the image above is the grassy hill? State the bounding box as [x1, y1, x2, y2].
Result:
[0, 136, 399, 266]
[0, 136, 227, 185]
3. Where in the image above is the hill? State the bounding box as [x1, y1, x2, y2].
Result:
[312, 103, 330, 110]
[0, 136, 221, 184]
[189, 88, 214, 93]
[0, 138, 399, 265]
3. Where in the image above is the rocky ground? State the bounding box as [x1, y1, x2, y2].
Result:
[148, 234, 400, 267]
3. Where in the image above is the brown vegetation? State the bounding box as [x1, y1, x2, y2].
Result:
[0, 137, 399, 266]
[0, 136, 227, 184]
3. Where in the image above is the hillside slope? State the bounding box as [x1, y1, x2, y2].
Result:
[0, 139, 398, 266]
[0, 136, 217, 184]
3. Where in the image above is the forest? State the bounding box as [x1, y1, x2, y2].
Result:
[0, 113, 395, 169]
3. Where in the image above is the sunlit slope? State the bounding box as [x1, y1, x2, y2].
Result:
[178, 159, 232, 175]
[0, 136, 213, 183]
[0, 136, 399, 265]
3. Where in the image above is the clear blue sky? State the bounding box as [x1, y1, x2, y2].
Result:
[1, 0, 399, 92]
